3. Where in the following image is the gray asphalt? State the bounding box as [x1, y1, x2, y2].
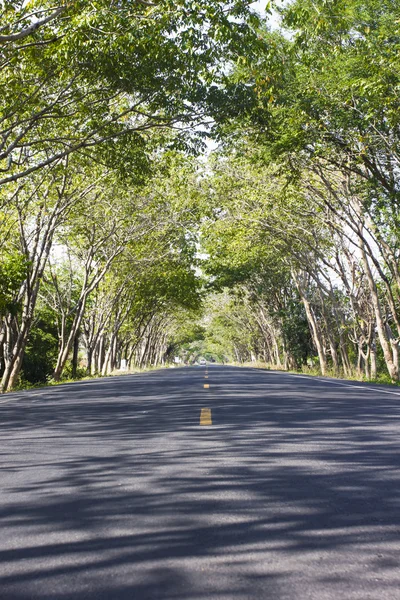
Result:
[1, 365, 400, 599]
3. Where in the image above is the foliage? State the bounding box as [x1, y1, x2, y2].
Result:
[1, 0, 400, 389]
[0, 252, 27, 318]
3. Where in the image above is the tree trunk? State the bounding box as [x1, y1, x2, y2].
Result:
[71, 330, 80, 379]
[53, 299, 86, 381]
[87, 346, 93, 376]
[360, 244, 399, 380]
[340, 340, 351, 376]
[97, 334, 105, 374]
[370, 334, 377, 379]
[1, 286, 39, 392]
[295, 279, 327, 376]
[329, 341, 339, 373]
[357, 345, 363, 378]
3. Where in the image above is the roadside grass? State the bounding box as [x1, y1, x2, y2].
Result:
[9, 360, 400, 393]
[231, 361, 400, 388]
[8, 364, 173, 394]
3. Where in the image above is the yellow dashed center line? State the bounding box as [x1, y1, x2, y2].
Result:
[204, 383, 209, 389]
[200, 407, 212, 425]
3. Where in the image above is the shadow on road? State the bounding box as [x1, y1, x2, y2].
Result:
[1, 367, 400, 599]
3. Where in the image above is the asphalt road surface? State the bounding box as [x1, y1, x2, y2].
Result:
[1, 366, 400, 600]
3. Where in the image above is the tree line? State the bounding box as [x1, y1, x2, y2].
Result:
[1, 0, 399, 390]
[200, 0, 400, 382]
[0, 0, 258, 391]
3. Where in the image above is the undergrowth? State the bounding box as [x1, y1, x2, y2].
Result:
[232, 361, 400, 388]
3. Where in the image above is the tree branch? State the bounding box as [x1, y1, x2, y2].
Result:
[0, 7, 65, 43]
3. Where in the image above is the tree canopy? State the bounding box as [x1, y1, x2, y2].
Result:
[1, 0, 400, 389]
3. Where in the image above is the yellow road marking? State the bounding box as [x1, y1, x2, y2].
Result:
[204, 383, 209, 389]
[204, 375, 208, 379]
[200, 407, 212, 425]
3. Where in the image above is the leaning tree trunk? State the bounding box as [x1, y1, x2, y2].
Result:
[1, 282, 40, 392]
[294, 274, 328, 376]
[360, 244, 399, 380]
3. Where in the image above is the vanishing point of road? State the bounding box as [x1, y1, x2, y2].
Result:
[1, 365, 400, 599]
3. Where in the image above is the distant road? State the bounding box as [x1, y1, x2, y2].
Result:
[1, 366, 400, 599]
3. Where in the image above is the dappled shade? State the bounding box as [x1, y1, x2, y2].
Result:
[1, 367, 400, 599]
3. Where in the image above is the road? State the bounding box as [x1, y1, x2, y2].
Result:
[1, 365, 400, 599]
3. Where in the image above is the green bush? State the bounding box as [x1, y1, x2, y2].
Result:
[22, 320, 58, 384]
